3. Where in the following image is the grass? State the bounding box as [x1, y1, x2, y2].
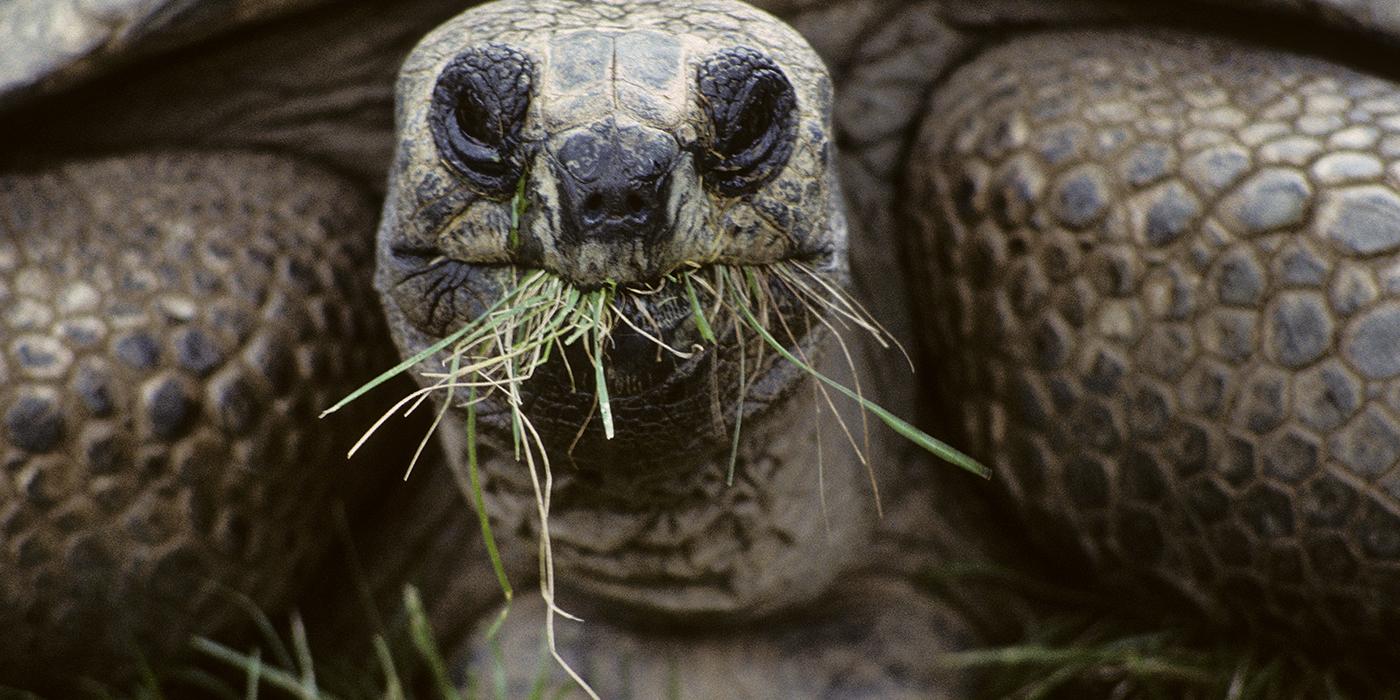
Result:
[70, 562, 1397, 700]
[942, 616, 1399, 699]
[69, 584, 572, 700]
[319, 258, 989, 696]
[923, 564, 1400, 699]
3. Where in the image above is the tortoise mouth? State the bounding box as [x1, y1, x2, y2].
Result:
[381, 230, 842, 469]
[465, 258, 828, 470]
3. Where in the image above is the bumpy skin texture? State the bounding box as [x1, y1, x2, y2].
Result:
[910, 29, 1400, 642]
[0, 152, 389, 681]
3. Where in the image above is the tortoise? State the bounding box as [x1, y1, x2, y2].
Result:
[4, 0, 1400, 695]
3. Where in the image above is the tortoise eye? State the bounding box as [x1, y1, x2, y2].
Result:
[696, 46, 798, 196]
[430, 44, 535, 196]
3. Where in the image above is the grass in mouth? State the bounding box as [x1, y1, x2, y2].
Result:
[320, 260, 988, 697]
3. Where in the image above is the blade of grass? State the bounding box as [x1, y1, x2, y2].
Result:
[788, 260, 913, 371]
[726, 313, 747, 486]
[528, 638, 556, 700]
[611, 300, 694, 359]
[404, 586, 463, 700]
[191, 638, 336, 700]
[685, 275, 716, 344]
[372, 636, 406, 700]
[320, 271, 545, 418]
[937, 645, 1217, 685]
[220, 588, 296, 671]
[160, 668, 239, 700]
[510, 171, 528, 250]
[509, 400, 598, 700]
[405, 353, 460, 481]
[771, 275, 882, 515]
[736, 270, 989, 479]
[243, 649, 262, 700]
[466, 386, 513, 598]
[289, 613, 318, 699]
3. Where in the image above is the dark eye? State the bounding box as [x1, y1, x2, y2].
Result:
[696, 47, 798, 196]
[430, 44, 535, 196]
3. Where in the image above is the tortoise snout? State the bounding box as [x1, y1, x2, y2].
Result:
[554, 119, 678, 246]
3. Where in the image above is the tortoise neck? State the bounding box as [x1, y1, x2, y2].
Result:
[440, 338, 887, 621]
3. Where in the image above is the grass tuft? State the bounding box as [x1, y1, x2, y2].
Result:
[923, 563, 1400, 699]
[144, 584, 567, 700]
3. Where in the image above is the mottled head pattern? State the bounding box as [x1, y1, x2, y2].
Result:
[377, 0, 841, 462]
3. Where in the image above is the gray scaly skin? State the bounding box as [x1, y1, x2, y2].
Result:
[0, 0, 476, 688]
[0, 153, 390, 679]
[913, 28, 1400, 646]
[3, 0, 1400, 696]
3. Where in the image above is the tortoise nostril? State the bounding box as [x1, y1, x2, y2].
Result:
[554, 120, 680, 244]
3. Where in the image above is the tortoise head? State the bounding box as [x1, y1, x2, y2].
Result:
[377, 0, 844, 470]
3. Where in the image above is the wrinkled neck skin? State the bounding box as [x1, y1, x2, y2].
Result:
[436, 334, 889, 623]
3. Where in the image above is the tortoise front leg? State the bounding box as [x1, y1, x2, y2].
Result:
[456, 577, 973, 699]
[906, 28, 1400, 645]
[0, 152, 392, 687]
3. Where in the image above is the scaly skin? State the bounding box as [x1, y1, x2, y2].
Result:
[0, 152, 393, 685]
[4, 0, 1400, 695]
[910, 27, 1400, 645]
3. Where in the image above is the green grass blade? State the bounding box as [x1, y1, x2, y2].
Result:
[467, 387, 514, 598]
[732, 275, 989, 479]
[484, 606, 512, 700]
[191, 638, 335, 700]
[726, 319, 746, 486]
[684, 275, 716, 344]
[320, 320, 473, 419]
[289, 614, 318, 698]
[319, 273, 543, 418]
[372, 636, 406, 700]
[510, 170, 529, 250]
[222, 588, 296, 672]
[527, 639, 556, 700]
[404, 586, 462, 700]
[483, 603, 513, 645]
[243, 648, 262, 700]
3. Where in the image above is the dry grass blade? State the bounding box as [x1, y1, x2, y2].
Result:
[732, 267, 990, 479]
[319, 271, 548, 420]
